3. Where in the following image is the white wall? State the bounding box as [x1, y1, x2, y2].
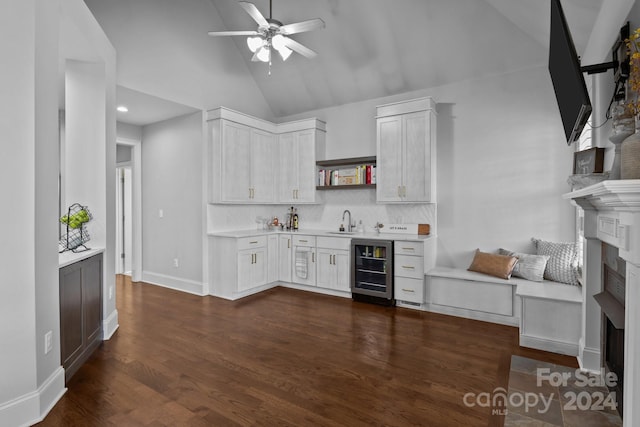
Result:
[0, 0, 64, 424]
[141, 112, 205, 293]
[0, 0, 40, 407]
[117, 121, 142, 142]
[277, 65, 576, 268]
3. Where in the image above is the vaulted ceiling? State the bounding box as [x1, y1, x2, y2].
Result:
[84, 0, 604, 124]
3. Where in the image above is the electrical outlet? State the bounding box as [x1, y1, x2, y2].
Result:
[159, 209, 164, 218]
[44, 331, 52, 354]
[173, 258, 179, 268]
[109, 286, 113, 300]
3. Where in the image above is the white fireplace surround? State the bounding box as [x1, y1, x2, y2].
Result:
[564, 180, 640, 427]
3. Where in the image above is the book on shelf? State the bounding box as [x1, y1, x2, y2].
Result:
[317, 163, 376, 187]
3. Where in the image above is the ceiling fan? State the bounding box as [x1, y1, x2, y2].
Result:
[208, 0, 325, 64]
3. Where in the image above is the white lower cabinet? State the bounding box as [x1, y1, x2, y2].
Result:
[268, 234, 278, 283]
[394, 240, 425, 304]
[316, 237, 351, 292]
[278, 234, 292, 282]
[210, 235, 270, 299]
[237, 246, 267, 292]
[211, 232, 430, 304]
[291, 235, 316, 286]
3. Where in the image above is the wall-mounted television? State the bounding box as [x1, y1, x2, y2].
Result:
[548, 0, 592, 145]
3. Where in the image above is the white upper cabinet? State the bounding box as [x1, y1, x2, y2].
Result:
[376, 97, 436, 203]
[278, 127, 323, 204]
[208, 107, 324, 205]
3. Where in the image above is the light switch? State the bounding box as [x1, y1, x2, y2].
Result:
[159, 209, 164, 218]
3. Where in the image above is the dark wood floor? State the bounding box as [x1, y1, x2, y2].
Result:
[38, 276, 577, 426]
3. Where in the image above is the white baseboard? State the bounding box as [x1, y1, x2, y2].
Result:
[578, 344, 601, 372]
[0, 367, 66, 427]
[428, 303, 519, 327]
[520, 334, 579, 357]
[142, 271, 206, 296]
[279, 282, 351, 299]
[103, 309, 119, 340]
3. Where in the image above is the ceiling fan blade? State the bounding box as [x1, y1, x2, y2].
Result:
[238, 1, 269, 28]
[208, 30, 259, 36]
[283, 37, 318, 58]
[279, 19, 325, 36]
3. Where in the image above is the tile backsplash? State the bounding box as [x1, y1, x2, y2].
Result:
[208, 189, 436, 234]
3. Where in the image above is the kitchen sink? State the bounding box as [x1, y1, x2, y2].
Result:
[326, 231, 356, 235]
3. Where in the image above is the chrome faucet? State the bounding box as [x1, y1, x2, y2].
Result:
[342, 209, 353, 232]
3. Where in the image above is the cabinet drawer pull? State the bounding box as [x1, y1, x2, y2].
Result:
[402, 265, 415, 269]
[402, 288, 415, 293]
[288, 239, 291, 249]
[249, 241, 259, 244]
[402, 247, 415, 251]
[299, 239, 308, 243]
[312, 252, 315, 263]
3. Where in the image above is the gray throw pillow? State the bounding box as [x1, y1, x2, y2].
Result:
[498, 248, 550, 282]
[531, 238, 580, 286]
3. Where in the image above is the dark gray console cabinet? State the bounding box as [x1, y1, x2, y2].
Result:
[59, 253, 103, 382]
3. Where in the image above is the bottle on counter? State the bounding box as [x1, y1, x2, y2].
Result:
[293, 208, 299, 231]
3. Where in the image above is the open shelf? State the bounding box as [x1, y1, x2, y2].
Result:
[316, 184, 375, 190]
[316, 156, 376, 190]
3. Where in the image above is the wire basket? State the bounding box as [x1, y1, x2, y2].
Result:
[59, 203, 92, 253]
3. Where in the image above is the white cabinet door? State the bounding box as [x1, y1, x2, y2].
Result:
[376, 100, 436, 204]
[292, 246, 316, 286]
[334, 250, 351, 292]
[252, 129, 276, 203]
[295, 129, 317, 203]
[221, 121, 252, 202]
[278, 234, 292, 282]
[253, 247, 267, 288]
[376, 116, 403, 202]
[237, 249, 254, 291]
[316, 248, 335, 289]
[278, 130, 317, 203]
[403, 112, 429, 202]
[237, 247, 267, 292]
[278, 132, 298, 203]
[292, 238, 316, 287]
[267, 235, 278, 283]
[316, 248, 350, 292]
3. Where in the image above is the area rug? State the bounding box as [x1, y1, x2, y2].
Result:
[503, 355, 622, 426]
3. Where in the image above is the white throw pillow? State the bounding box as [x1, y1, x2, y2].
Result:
[531, 238, 580, 286]
[498, 248, 550, 282]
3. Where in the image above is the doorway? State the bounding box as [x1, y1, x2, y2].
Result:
[116, 166, 132, 275]
[116, 138, 142, 282]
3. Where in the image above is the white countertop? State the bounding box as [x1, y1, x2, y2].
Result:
[208, 228, 432, 241]
[59, 247, 105, 268]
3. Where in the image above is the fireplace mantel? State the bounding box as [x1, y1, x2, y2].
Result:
[564, 179, 640, 427]
[566, 180, 640, 210]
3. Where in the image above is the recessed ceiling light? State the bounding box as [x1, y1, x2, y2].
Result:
[117, 105, 129, 113]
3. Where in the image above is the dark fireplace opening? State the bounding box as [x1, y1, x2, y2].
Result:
[599, 242, 626, 418]
[604, 316, 624, 417]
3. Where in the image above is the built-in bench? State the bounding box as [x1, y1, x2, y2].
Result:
[426, 267, 582, 356]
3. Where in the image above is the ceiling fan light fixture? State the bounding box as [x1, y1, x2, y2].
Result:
[256, 45, 271, 62]
[247, 36, 264, 53]
[277, 45, 292, 61]
[271, 34, 286, 51]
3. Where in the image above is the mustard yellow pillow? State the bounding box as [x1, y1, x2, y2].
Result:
[467, 249, 518, 280]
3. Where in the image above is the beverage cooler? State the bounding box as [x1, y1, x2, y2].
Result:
[351, 239, 394, 305]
